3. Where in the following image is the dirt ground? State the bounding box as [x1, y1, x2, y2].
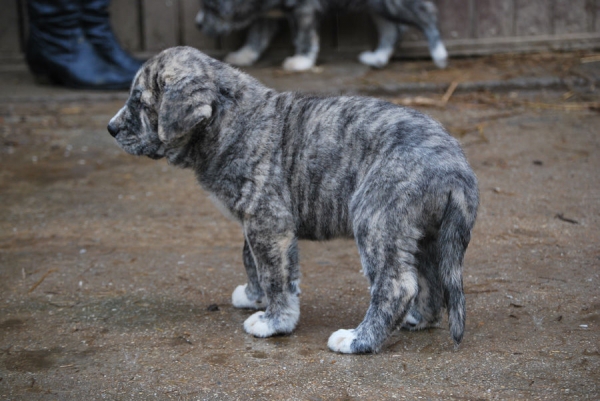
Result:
[0, 52, 599, 400]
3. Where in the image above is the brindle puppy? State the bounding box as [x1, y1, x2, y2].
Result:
[108, 47, 478, 353]
[196, 0, 448, 71]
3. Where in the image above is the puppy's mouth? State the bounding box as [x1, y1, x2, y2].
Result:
[142, 143, 166, 160]
[115, 138, 165, 160]
[147, 148, 165, 160]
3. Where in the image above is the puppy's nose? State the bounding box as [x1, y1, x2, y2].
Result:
[107, 122, 120, 138]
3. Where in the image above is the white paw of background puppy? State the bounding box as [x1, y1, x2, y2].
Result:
[232, 284, 264, 309]
[358, 50, 391, 68]
[282, 55, 315, 72]
[327, 329, 357, 353]
[224, 48, 260, 66]
[244, 311, 277, 337]
[404, 311, 420, 326]
[431, 42, 448, 69]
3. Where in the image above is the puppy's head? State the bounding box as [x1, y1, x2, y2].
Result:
[108, 47, 215, 160]
[195, 0, 265, 35]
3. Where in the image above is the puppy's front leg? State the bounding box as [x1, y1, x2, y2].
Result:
[283, 7, 319, 71]
[224, 18, 279, 67]
[242, 220, 300, 337]
[359, 14, 401, 68]
[232, 240, 266, 309]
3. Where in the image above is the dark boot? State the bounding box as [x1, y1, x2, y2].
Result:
[81, 0, 144, 75]
[26, 0, 133, 89]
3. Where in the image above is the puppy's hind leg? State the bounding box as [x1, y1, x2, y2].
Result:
[232, 239, 266, 309]
[411, 1, 447, 68]
[401, 235, 443, 331]
[225, 18, 279, 66]
[380, 0, 447, 68]
[328, 208, 420, 354]
[242, 218, 300, 337]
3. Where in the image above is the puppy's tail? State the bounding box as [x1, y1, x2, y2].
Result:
[438, 187, 477, 348]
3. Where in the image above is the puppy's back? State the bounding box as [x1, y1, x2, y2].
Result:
[263, 92, 475, 239]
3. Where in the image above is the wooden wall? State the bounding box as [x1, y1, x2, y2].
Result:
[1, 0, 599, 60]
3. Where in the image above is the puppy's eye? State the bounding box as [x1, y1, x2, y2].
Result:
[131, 89, 142, 102]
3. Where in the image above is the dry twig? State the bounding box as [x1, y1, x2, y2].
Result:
[390, 80, 459, 108]
[28, 268, 58, 294]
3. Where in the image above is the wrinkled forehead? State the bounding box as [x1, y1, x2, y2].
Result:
[130, 56, 164, 95]
[131, 66, 147, 90]
[135, 49, 205, 86]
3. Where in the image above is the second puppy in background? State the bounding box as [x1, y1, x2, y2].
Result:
[196, 0, 448, 71]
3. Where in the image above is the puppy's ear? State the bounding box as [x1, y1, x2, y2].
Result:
[158, 76, 213, 144]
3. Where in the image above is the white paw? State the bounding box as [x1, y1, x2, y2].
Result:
[244, 311, 277, 337]
[327, 329, 357, 354]
[232, 284, 264, 309]
[358, 50, 391, 68]
[282, 55, 315, 72]
[404, 311, 420, 326]
[195, 11, 204, 26]
[402, 311, 421, 330]
[224, 48, 260, 66]
[431, 42, 448, 69]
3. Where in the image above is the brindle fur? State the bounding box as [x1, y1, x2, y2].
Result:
[108, 47, 478, 353]
[195, 0, 448, 71]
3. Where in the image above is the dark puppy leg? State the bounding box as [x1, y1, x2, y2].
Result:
[224, 18, 280, 66]
[283, 6, 319, 71]
[329, 180, 422, 353]
[359, 14, 406, 68]
[402, 235, 444, 330]
[242, 216, 301, 337]
[232, 240, 266, 309]
[329, 222, 420, 353]
[372, 0, 447, 68]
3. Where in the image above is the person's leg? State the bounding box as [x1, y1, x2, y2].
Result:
[81, 0, 144, 74]
[26, 0, 134, 89]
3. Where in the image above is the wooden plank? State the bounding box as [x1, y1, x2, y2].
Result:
[19, 0, 28, 45]
[335, 13, 376, 51]
[593, 0, 600, 32]
[0, 0, 22, 54]
[515, 0, 552, 36]
[141, 0, 179, 52]
[179, 0, 218, 54]
[392, 32, 600, 59]
[474, 0, 515, 38]
[219, 30, 246, 54]
[110, 0, 142, 52]
[554, 0, 588, 34]
[581, 0, 596, 32]
[319, 15, 338, 51]
[436, 0, 475, 40]
[264, 18, 294, 58]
